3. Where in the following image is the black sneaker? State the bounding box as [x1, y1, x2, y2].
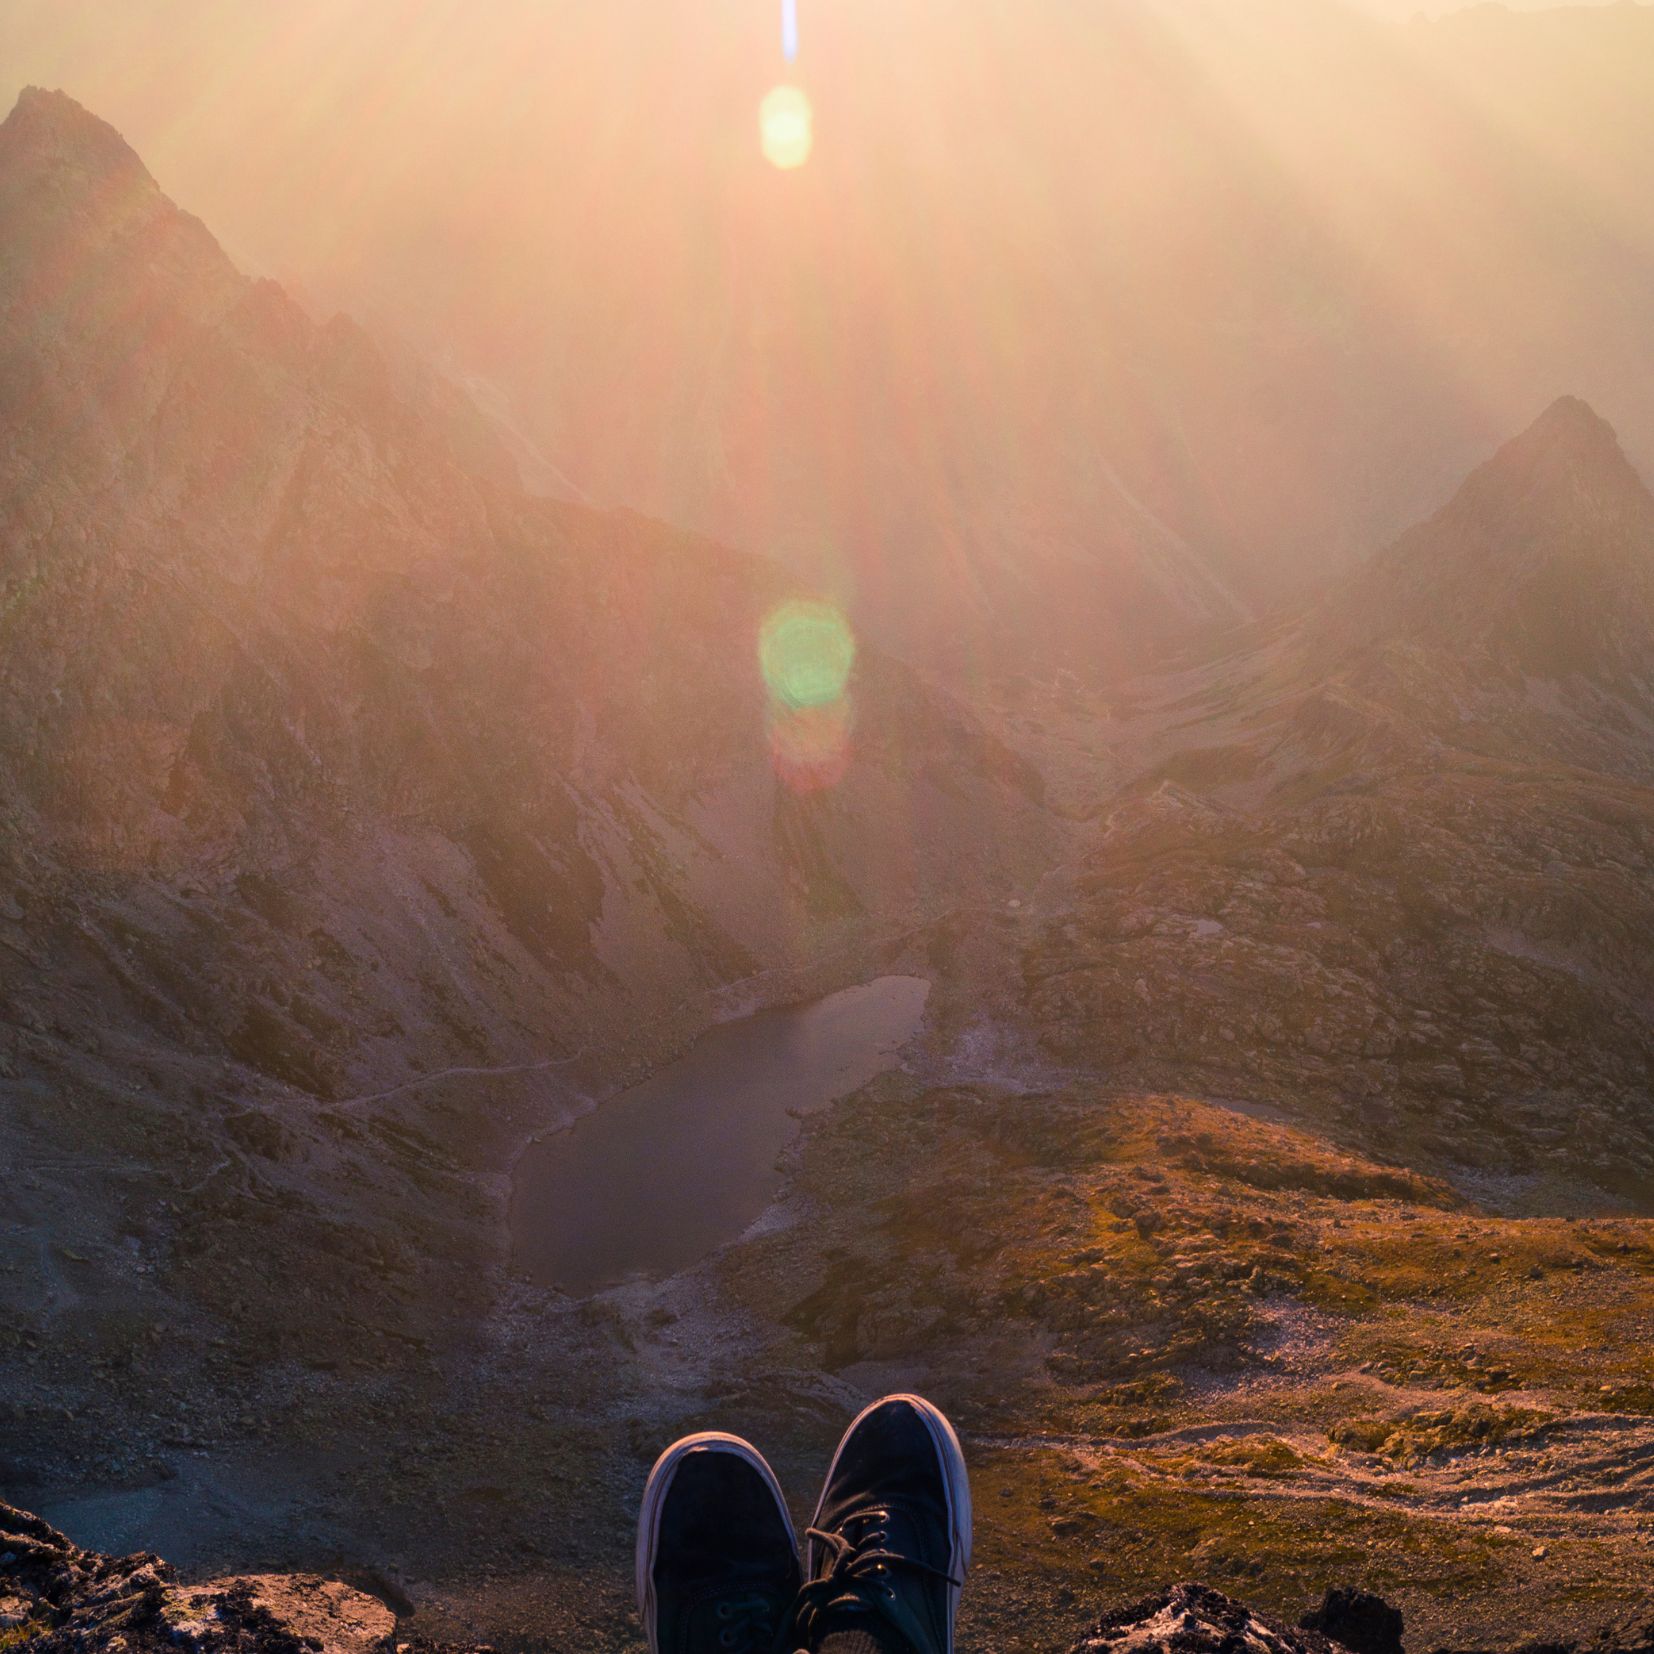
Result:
[794, 1394, 971, 1654]
[637, 1432, 802, 1654]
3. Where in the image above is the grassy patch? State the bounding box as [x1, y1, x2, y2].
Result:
[1330, 1402, 1553, 1465]
[1204, 1436, 1308, 1477]
[972, 1441, 1517, 1625]
[724, 1087, 1654, 1423]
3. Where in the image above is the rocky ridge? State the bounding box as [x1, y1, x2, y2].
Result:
[1023, 397, 1654, 1194]
[0, 81, 1050, 1466]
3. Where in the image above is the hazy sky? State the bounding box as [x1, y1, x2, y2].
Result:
[3, 0, 1651, 657]
[1363, 0, 1636, 12]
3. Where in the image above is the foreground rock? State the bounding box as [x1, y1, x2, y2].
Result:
[1301, 1588, 1407, 1654]
[1068, 1583, 1654, 1654]
[0, 1502, 482, 1653]
[1071, 1584, 1352, 1654]
[1, 1518, 1344, 1654]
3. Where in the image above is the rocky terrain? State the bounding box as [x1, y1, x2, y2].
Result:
[1, 1499, 413, 1654]
[0, 84, 1048, 1638]
[0, 79, 1047, 1498]
[1021, 397, 1654, 1198]
[4, 83, 1654, 1654]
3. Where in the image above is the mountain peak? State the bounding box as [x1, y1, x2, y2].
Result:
[1430, 393, 1653, 560]
[0, 86, 151, 183]
[1526, 392, 1615, 442]
[1326, 396, 1654, 681]
[1479, 394, 1635, 487]
[0, 86, 240, 326]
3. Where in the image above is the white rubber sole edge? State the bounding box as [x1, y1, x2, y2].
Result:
[808, 1394, 973, 1649]
[636, 1432, 798, 1654]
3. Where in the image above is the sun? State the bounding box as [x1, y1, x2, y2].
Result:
[759, 84, 813, 170]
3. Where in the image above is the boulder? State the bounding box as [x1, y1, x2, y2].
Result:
[1071, 1582, 1351, 1654]
[1302, 1587, 1406, 1654]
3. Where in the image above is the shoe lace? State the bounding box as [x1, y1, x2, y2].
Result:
[712, 1589, 779, 1654]
[793, 1507, 961, 1647]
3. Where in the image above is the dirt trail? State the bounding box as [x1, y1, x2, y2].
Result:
[981, 1410, 1654, 1531]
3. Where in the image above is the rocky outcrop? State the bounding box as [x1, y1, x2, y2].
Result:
[1327, 397, 1654, 694]
[7, 1506, 1366, 1654]
[0, 1501, 481, 1653]
[1300, 1588, 1406, 1654]
[1070, 1584, 1654, 1654]
[1071, 1585, 1351, 1654]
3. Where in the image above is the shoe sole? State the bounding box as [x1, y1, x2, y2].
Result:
[636, 1432, 798, 1654]
[808, 1394, 972, 1651]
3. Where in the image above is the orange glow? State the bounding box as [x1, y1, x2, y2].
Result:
[4, 1, 1649, 683]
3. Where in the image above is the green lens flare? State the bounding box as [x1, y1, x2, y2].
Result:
[758, 599, 856, 709]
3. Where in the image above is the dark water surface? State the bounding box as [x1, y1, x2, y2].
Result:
[511, 976, 931, 1294]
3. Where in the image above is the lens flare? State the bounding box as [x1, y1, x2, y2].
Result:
[768, 698, 853, 794]
[759, 598, 855, 708]
[759, 84, 813, 171]
[759, 599, 856, 792]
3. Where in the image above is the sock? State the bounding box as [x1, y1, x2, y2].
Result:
[817, 1632, 901, 1654]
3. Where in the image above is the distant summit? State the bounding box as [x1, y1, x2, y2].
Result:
[1445, 395, 1648, 533]
[0, 86, 165, 224]
[1512, 392, 1625, 451]
[1329, 396, 1654, 683]
[0, 85, 241, 340]
[0, 85, 147, 172]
